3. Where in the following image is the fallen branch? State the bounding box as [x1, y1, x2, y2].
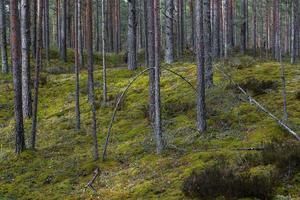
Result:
[215, 65, 300, 142]
[84, 168, 100, 193]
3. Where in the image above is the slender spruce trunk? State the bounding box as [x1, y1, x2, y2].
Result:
[165, 0, 174, 64]
[128, 0, 137, 70]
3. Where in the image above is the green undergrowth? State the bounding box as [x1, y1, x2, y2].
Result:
[0, 52, 300, 199]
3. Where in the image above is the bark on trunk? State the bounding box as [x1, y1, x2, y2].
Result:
[165, 0, 174, 64]
[60, 0, 67, 62]
[128, 0, 137, 70]
[195, 0, 207, 133]
[21, 0, 32, 118]
[0, 0, 8, 73]
[75, 0, 81, 130]
[86, 0, 99, 161]
[102, 0, 107, 103]
[204, 0, 213, 87]
[10, 0, 26, 153]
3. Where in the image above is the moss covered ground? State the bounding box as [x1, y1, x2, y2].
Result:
[0, 51, 300, 199]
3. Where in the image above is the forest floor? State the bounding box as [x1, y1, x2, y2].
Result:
[0, 51, 300, 200]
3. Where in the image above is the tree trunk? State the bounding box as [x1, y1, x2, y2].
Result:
[31, 0, 43, 149]
[253, 0, 257, 55]
[165, 0, 174, 64]
[154, 0, 163, 154]
[60, 0, 67, 62]
[31, 0, 37, 59]
[147, 0, 155, 124]
[10, 0, 26, 154]
[96, 0, 100, 52]
[144, 0, 148, 66]
[213, 0, 220, 58]
[0, 0, 8, 73]
[86, 0, 99, 161]
[241, 0, 247, 53]
[21, 0, 32, 118]
[291, 0, 297, 64]
[224, 0, 230, 58]
[44, 0, 50, 61]
[176, 0, 184, 59]
[274, 0, 280, 61]
[128, 0, 137, 70]
[102, 0, 107, 103]
[74, 0, 81, 130]
[204, 0, 213, 87]
[195, 0, 207, 133]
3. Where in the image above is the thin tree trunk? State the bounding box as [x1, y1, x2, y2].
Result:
[21, 0, 32, 118]
[274, 0, 280, 61]
[0, 0, 8, 73]
[165, 0, 174, 64]
[154, 0, 163, 154]
[31, 0, 37, 59]
[195, 0, 207, 133]
[241, 0, 247, 53]
[147, 0, 155, 123]
[102, 0, 107, 103]
[213, 0, 220, 58]
[144, 0, 148, 66]
[75, 0, 81, 130]
[128, 0, 137, 70]
[176, 0, 184, 59]
[10, 0, 26, 154]
[44, 0, 50, 61]
[86, 0, 99, 161]
[204, 0, 213, 87]
[224, 0, 229, 58]
[291, 0, 297, 64]
[60, 0, 67, 62]
[253, 0, 257, 55]
[31, 0, 43, 149]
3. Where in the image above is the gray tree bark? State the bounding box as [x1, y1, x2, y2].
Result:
[195, 0, 207, 133]
[164, 0, 174, 64]
[102, 0, 107, 103]
[74, 0, 81, 130]
[204, 0, 213, 87]
[21, 0, 32, 118]
[154, 0, 163, 153]
[0, 0, 8, 73]
[10, 0, 26, 153]
[44, 0, 50, 61]
[253, 0, 257, 55]
[31, 0, 37, 59]
[176, 0, 184, 59]
[291, 0, 297, 64]
[128, 0, 137, 70]
[86, 0, 99, 161]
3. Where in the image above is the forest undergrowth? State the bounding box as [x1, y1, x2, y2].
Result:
[0, 51, 300, 199]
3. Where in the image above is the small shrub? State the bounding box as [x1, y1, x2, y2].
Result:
[182, 161, 278, 199]
[239, 78, 278, 95]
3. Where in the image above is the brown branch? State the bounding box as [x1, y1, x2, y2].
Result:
[84, 168, 100, 193]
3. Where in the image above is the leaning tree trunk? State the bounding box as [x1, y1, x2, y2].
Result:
[204, 0, 213, 87]
[86, 0, 99, 161]
[31, 0, 43, 149]
[195, 0, 207, 133]
[10, 0, 26, 154]
[0, 0, 8, 73]
[127, 0, 137, 70]
[21, 0, 32, 118]
[164, 0, 174, 64]
[154, 0, 163, 154]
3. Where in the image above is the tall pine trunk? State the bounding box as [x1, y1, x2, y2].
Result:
[241, 0, 247, 53]
[195, 0, 206, 133]
[86, 0, 99, 161]
[213, 0, 220, 58]
[0, 0, 8, 73]
[102, 0, 107, 103]
[165, 0, 174, 64]
[60, 0, 67, 62]
[10, 0, 26, 154]
[204, 0, 213, 87]
[128, 0, 137, 70]
[21, 0, 32, 118]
